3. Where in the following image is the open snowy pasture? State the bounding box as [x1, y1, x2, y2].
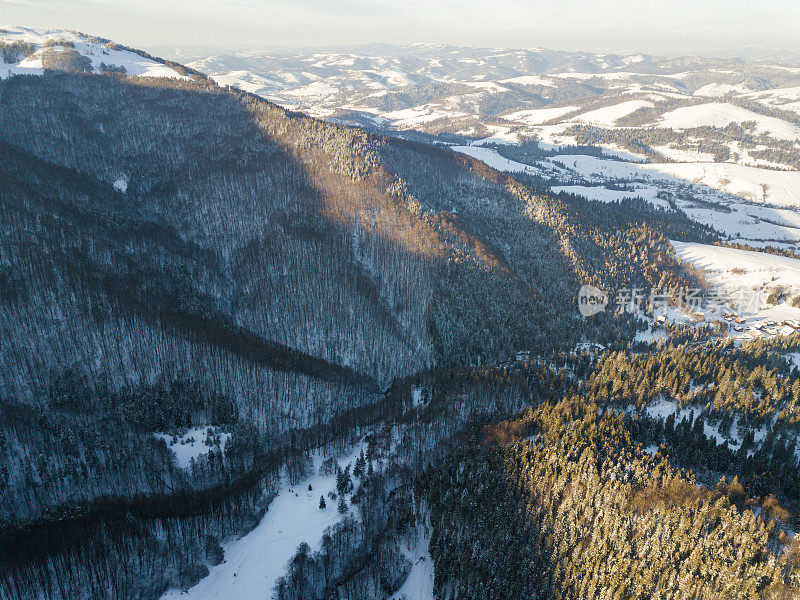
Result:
[672, 241, 800, 326]
[658, 102, 800, 141]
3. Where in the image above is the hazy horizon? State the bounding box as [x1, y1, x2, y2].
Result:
[3, 0, 800, 61]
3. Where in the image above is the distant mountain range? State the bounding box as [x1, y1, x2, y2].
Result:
[183, 43, 800, 128]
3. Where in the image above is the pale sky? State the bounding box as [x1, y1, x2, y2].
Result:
[2, 0, 799, 57]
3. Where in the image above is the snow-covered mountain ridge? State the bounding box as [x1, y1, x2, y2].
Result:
[0, 26, 193, 80]
[185, 44, 800, 254]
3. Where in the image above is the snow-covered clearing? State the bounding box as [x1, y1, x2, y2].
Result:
[282, 80, 340, 101]
[553, 71, 638, 81]
[644, 399, 774, 456]
[534, 123, 580, 147]
[113, 176, 129, 193]
[635, 327, 667, 345]
[551, 184, 663, 205]
[658, 102, 800, 141]
[786, 352, 800, 371]
[411, 385, 424, 407]
[452, 145, 540, 176]
[381, 104, 469, 128]
[460, 80, 509, 93]
[651, 145, 717, 163]
[160, 442, 365, 600]
[747, 86, 800, 103]
[573, 100, 653, 126]
[502, 105, 579, 125]
[471, 125, 521, 145]
[154, 427, 230, 470]
[693, 83, 752, 97]
[375, 69, 416, 87]
[210, 71, 282, 96]
[645, 399, 741, 448]
[671, 241, 800, 325]
[745, 87, 800, 116]
[644, 444, 660, 456]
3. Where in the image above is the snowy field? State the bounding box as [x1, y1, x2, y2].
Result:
[378, 104, 470, 128]
[551, 184, 665, 206]
[160, 442, 366, 600]
[658, 102, 800, 141]
[672, 241, 800, 291]
[452, 145, 540, 175]
[451, 144, 800, 249]
[573, 100, 653, 126]
[672, 241, 800, 326]
[502, 105, 579, 125]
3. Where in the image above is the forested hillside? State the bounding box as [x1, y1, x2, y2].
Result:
[3, 30, 795, 600]
[0, 56, 635, 597]
[425, 397, 798, 600]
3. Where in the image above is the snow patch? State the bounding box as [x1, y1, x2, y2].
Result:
[645, 400, 737, 448]
[113, 175, 128, 193]
[154, 427, 230, 469]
